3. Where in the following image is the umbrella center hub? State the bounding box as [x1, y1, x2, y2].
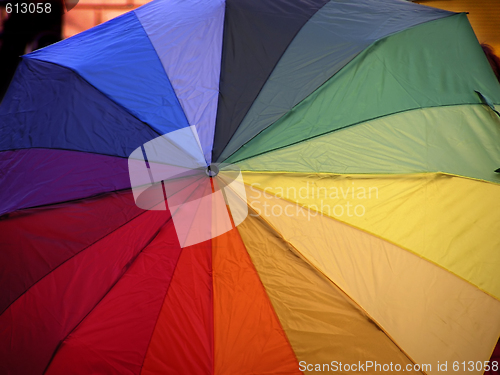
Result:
[206, 164, 219, 177]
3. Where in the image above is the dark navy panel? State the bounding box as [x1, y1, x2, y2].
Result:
[211, 0, 329, 162]
[0, 58, 161, 157]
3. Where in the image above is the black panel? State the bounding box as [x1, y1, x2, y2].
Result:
[212, 0, 329, 162]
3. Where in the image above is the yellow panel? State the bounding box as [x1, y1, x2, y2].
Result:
[241, 172, 500, 300]
[236, 215, 420, 374]
[237, 182, 500, 374]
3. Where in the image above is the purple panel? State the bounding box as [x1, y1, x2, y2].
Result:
[0, 149, 131, 215]
[135, 0, 225, 164]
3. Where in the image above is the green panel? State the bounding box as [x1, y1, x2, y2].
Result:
[232, 105, 500, 184]
[216, 0, 452, 162]
[227, 14, 500, 165]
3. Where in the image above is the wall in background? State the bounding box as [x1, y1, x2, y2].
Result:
[2, 0, 498, 57]
[415, 0, 500, 53]
[63, 0, 145, 38]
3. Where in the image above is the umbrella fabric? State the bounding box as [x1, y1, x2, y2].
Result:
[1, 0, 500, 374]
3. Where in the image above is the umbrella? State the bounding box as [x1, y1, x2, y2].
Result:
[1, 0, 500, 373]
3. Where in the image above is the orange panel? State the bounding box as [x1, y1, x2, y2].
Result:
[212, 227, 301, 375]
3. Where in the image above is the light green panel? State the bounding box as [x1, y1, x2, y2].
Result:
[226, 14, 500, 165]
[232, 105, 500, 184]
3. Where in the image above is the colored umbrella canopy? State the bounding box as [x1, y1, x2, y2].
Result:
[1, 0, 500, 374]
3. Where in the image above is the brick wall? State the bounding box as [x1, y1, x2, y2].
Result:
[2, 0, 499, 61]
[63, 0, 147, 38]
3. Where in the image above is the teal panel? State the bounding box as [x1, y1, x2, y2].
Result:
[227, 14, 500, 165]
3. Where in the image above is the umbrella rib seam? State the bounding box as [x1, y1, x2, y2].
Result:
[139, 174, 217, 373]
[132, 11, 207, 164]
[228, 102, 493, 164]
[218, 13, 462, 164]
[0, 200, 164, 316]
[244, 202, 426, 375]
[138, 229, 184, 374]
[244, 180, 500, 303]
[25, 57, 166, 139]
[42, 218, 170, 374]
[0, 187, 133, 217]
[0, 146, 132, 160]
[230, 221, 303, 371]
[213, 0, 331, 163]
[239, 170, 500, 187]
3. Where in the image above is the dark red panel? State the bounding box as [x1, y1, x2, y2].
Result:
[0, 190, 145, 314]
[0, 209, 169, 375]
[486, 339, 500, 375]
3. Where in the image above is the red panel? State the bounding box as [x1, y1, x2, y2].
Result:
[45, 219, 182, 375]
[0, 190, 145, 314]
[141, 238, 213, 375]
[0, 209, 169, 375]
